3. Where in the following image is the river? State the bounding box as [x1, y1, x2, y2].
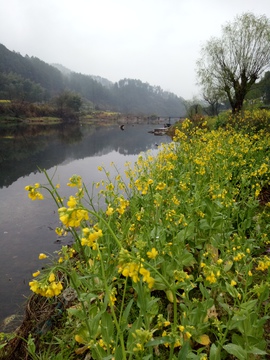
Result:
[0, 122, 171, 329]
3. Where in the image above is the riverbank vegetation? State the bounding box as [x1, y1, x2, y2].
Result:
[1, 109, 270, 359]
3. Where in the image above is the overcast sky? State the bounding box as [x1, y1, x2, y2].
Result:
[1, 0, 270, 99]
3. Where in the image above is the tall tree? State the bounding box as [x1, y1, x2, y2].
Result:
[197, 13, 270, 114]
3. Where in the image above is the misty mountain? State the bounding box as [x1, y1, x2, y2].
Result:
[0, 43, 186, 116]
[51, 63, 72, 76]
[52, 63, 114, 88]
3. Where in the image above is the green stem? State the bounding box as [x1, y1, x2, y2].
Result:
[69, 227, 89, 265]
[87, 209, 123, 249]
[83, 182, 98, 212]
[42, 169, 64, 208]
[97, 245, 127, 360]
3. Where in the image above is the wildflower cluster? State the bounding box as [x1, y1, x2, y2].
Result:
[58, 196, 89, 227]
[117, 249, 155, 288]
[24, 183, 44, 200]
[29, 271, 63, 297]
[81, 226, 103, 248]
[23, 111, 270, 359]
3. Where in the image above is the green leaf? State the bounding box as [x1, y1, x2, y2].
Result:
[121, 298, 134, 330]
[231, 334, 245, 347]
[223, 261, 233, 272]
[225, 283, 239, 298]
[101, 312, 114, 344]
[181, 251, 195, 266]
[209, 343, 221, 360]
[218, 300, 232, 315]
[145, 336, 172, 347]
[199, 219, 211, 230]
[248, 347, 267, 355]
[199, 283, 210, 299]
[142, 355, 152, 360]
[67, 307, 85, 320]
[114, 345, 124, 360]
[177, 222, 195, 240]
[177, 340, 189, 359]
[70, 268, 82, 288]
[223, 343, 247, 360]
[239, 299, 257, 311]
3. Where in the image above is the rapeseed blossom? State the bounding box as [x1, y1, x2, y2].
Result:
[147, 248, 158, 259]
[155, 182, 166, 191]
[24, 115, 270, 357]
[25, 183, 44, 200]
[81, 227, 103, 249]
[256, 256, 270, 271]
[106, 204, 114, 216]
[67, 175, 82, 189]
[29, 279, 63, 297]
[32, 270, 40, 277]
[58, 195, 89, 227]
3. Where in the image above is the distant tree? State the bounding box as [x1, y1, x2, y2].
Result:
[197, 13, 270, 114]
[252, 71, 270, 105]
[184, 97, 204, 119]
[0, 43, 186, 116]
[54, 91, 82, 120]
[0, 72, 45, 102]
[202, 85, 226, 116]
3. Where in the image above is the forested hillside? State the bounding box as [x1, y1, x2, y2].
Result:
[0, 44, 186, 116]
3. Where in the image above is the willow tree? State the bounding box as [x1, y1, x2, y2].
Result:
[197, 13, 270, 114]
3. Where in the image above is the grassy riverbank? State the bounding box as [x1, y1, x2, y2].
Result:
[0, 108, 162, 126]
[1, 110, 270, 359]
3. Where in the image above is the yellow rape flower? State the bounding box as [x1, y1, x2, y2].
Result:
[49, 273, 56, 283]
[67, 195, 77, 208]
[29, 280, 39, 293]
[67, 175, 82, 188]
[205, 271, 217, 284]
[25, 185, 44, 200]
[139, 267, 155, 288]
[256, 256, 270, 271]
[106, 205, 114, 216]
[55, 227, 65, 236]
[81, 228, 103, 248]
[38, 253, 48, 260]
[155, 182, 167, 191]
[147, 248, 158, 259]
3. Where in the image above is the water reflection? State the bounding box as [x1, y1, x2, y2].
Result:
[0, 123, 170, 327]
[0, 123, 170, 188]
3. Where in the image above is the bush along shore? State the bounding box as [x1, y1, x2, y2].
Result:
[1, 111, 270, 359]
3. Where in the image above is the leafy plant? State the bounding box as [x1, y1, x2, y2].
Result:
[20, 116, 270, 359]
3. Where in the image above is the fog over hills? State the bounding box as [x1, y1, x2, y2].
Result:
[52, 63, 114, 89]
[0, 43, 186, 116]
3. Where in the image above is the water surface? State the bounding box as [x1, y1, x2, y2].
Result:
[0, 122, 170, 327]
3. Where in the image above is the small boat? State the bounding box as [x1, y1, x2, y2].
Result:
[153, 128, 168, 135]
